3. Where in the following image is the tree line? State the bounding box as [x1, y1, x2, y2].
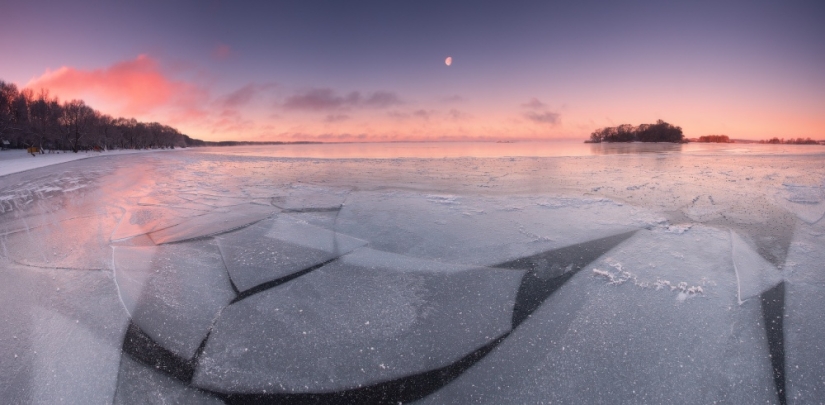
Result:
[587, 120, 684, 143]
[0, 80, 197, 152]
[697, 135, 730, 143]
[759, 137, 821, 145]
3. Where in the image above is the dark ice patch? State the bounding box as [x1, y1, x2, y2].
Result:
[213, 332, 510, 405]
[121, 322, 197, 383]
[495, 230, 637, 328]
[761, 282, 786, 405]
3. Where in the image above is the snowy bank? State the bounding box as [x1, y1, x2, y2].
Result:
[0, 148, 180, 177]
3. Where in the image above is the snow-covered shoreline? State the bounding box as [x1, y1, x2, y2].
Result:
[0, 148, 180, 177]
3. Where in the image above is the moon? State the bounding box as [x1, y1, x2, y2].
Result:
[445, 56, 452, 66]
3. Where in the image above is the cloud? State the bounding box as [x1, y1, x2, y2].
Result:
[221, 84, 257, 107]
[212, 43, 233, 60]
[323, 114, 350, 123]
[283, 88, 356, 110]
[521, 97, 560, 125]
[525, 111, 561, 124]
[363, 91, 401, 108]
[387, 110, 409, 119]
[521, 97, 546, 109]
[219, 109, 240, 118]
[441, 95, 466, 103]
[448, 109, 472, 120]
[387, 109, 433, 121]
[412, 109, 431, 120]
[283, 88, 401, 111]
[25, 54, 206, 118]
[285, 132, 369, 141]
[219, 83, 277, 108]
[316, 132, 368, 140]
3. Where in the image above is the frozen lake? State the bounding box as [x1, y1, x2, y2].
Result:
[1, 142, 823, 404]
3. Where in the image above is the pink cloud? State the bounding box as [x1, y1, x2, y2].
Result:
[283, 88, 401, 111]
[25, 54, 207, 119]
[212, 43, 233, 60]
[219, 83, 276, 108]
[525, 111, 560, 125]
[521, 97, 546, 109]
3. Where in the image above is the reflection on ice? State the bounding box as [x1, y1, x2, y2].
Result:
[147, 203, 276, 244]
[3, 212, 118, 270]
[111, 206, 205, 241]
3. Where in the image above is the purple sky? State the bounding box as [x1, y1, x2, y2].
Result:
[2, 0, 823, 141]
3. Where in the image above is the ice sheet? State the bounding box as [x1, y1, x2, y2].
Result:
[2, 213, 118, 270]
[193, 248, 523, 393]
[785, 282, 825, 404]
[0, 262, 129, 403]
[775, 181, 825, 224]
[178, 192, 251, 208]
[783, 221, 825, 403]
[1, 145, 824, 402]
[218, 216, 367, 292]
[114, 356, 225, 405]
[730, 230, 783, 303]
[333, 191, 642, 266]
[420, 227, 777, 404]
[148, 203, 276, 244]
[270, 183, 350, 211]
[112, 206, 206, 241]
[113, 241, 236, 359]
[266, 214, 367, 253]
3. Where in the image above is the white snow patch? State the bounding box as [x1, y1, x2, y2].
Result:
[664, 223, 693, 234]
[592, 258, 706, 301]
[0, 148, 178, 177]
[426, 194, 460, 205]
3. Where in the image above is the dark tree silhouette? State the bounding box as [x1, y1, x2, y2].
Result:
[0, 79, 200, 151]
[698, 135, 730, 143]
[588, 120, 684, 143]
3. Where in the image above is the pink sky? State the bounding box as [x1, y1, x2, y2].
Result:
[7, 1, 823, 142]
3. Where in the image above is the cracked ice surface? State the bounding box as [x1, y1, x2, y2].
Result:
[420, 227, 778, 404]
[1, 144, 824, 403]
[193, 248, 523, 393]
[333, 191, 642, 266]
[114, 356, 224, 405]
[147, 202, 277, 244]
[218, 215, 368, 292]
[113, 241, 236, 359]
[784, 220, 825, 403]
[112, 205, 206, 241]
[0, 261, 128, 403]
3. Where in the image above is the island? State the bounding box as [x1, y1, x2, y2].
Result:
[586, 120, 684, 143]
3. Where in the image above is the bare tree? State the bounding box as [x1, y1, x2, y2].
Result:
[0, 81, 18, 143]
[2, 77, 196, 151]
[29, 88, 63, 151]
[60, 99, 95, 152]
